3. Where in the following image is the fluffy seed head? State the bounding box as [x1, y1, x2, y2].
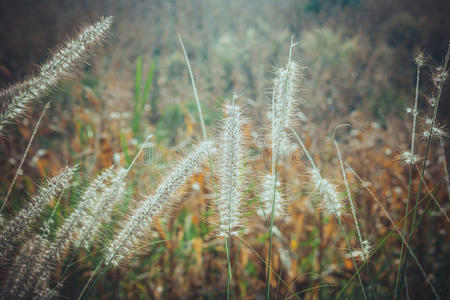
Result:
[216, 104, 245, 237]
[422, 126, 448, 140]
[347, 239, 372, 262]
[400, 151, 421, 165]
[405, 107, 418, 117]
[0, 166, 75, 255]
[1, 236, 46, 298]
[257, 174, 285, 220]
[272, 61, 302, 157]
[414, 52, 425, 67]
[310, 168, 344, 216]
[0, 16, 112, 133]
[81, 168, 127, 249]
[105, 141, 212, 266]
[29, 166, 124, 296]
[73, 167, 124, 249]
[27, 167, 116, 289]
[433, 67, 447, 87]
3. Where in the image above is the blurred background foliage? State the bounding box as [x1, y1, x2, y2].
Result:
[0, 0, 449, 299]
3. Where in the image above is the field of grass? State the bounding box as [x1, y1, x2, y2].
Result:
[0, 1, 449, 299]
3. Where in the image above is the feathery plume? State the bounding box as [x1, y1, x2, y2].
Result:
[0, 16, 112, 133]
[75, 168, 127, 249]
[422, 125, 448, 140]
[216, 103, 245, 237]
[257, 174, 285, 220]
[271, 60, 300, 157]
[25, 167, 116, 295]
[1, 236, 43, 299]
[310, 168, 344, 216]
[267, 53, 302, 300]
[0, 166, 75, 254]
[400, 151, 421, 165]
[414, 52, 425, 67]
[1, 230, 52, 300]
[347, 239, 372, 262]
[9, 167, 126, 299]
[432, 67, 448, 87]
[105, 141, 212, 266]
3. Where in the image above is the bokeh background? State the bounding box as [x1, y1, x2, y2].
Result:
[0, 0, 449, 299]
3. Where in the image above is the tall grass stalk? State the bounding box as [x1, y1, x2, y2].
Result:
[1, 102, 50, 214]
[79, 141, 211, 299]
[0, 17, 112, 133]
[266, 37, 296, 300]
[345, 163, 440, 299]
[133, 57, 155, 140]
[177, 34, 233, 298]
[59, 135, 151, 285]
[393, 52, 423, 297]
[334, 134, 377, 298]
[413, 163, 449, 221]
[0, 166, 75, 254]
[397, 41, 449, 299]
[289, 126, 367, 299]
[216, 100, 245, 298]
[337, 174, 442, 299]
[237, 236, 301, 300]
[217, 102, 244, 237]
[334, 136, 368, 262]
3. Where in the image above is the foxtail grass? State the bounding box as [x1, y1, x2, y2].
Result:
[290, 126, 368, 299]
[266, 36, 299, 300]
[396, 41, 449, 299]
[0, 166, 75, 255]
[0, 17, 112, 133]
[1, 102, 51, 214]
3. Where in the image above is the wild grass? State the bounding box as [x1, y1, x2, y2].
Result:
[0, 14, 448, 300]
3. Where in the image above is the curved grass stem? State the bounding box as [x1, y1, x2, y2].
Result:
[1, 102, 50, 214]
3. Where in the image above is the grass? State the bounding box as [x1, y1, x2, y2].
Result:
[0, 15, 448, 300]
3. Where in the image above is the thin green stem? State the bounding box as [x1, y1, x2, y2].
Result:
[335, 138, 376, 298]
[345, 163, 441, 299]
[237, 236, 300, 300]
[336, 188, 437, 299]
[290, 126, 367, 299]
[224, 236, 232, 300]
[178, 34, 207, 142]
[178, 34, 231, 299]
[289, 126, 316, 169]
[335, 211, 368, 300]
[394, 61, 421, 298]
[398, 41, 450, 299]
[1, 102, 50, 214]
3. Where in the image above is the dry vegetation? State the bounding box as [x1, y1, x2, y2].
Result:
[0, 1, 449, 299]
